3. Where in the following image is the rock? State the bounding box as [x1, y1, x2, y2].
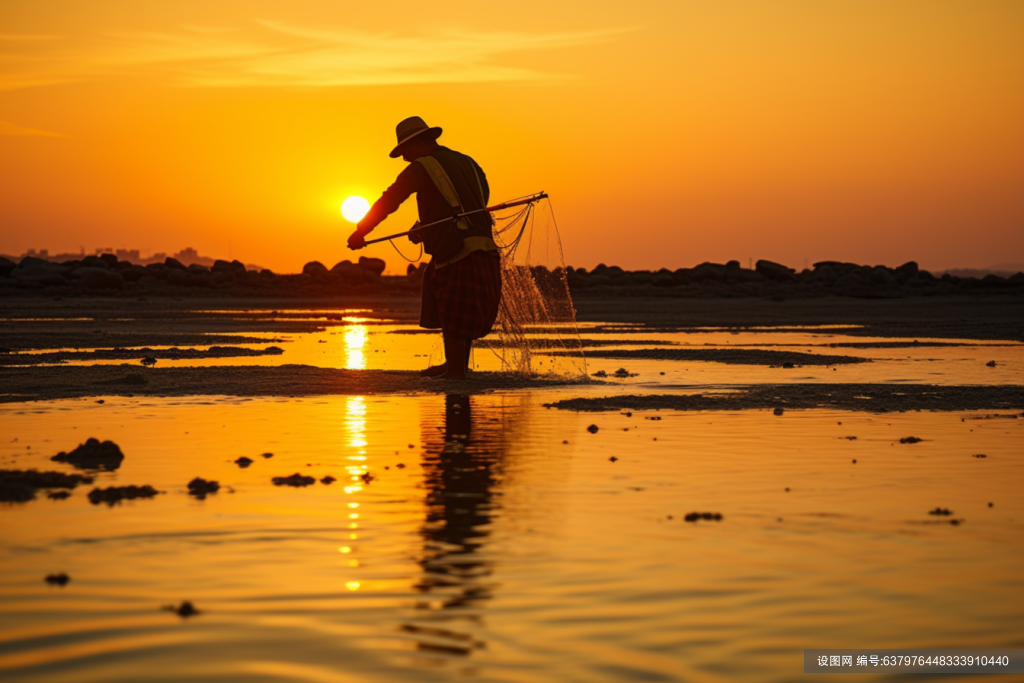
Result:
[360, 472, 375, 484]
[320, 475, 336, 484]
[899, 436, 923, 444]
[164, 257, 187, 270]
[70, 267, 126, 290]
[755, 259, 796, 282]
[928, 507, 952, 516]
[141, 357, 157, 367]
[121, 265, 148, 282]
[773, 407, 784, 416]
[986, 360, 996, 367]
[262, 452, 274, 458]
[166, 270, 193, 286]
[88, 485, 160, 505]
[684, 512, 723, 522]
[0, 468, 93, 502]
[690, 262, 726, 283]
[47, 490, 72, 500]
[45, 573, 70, 586]
[613, 368, 634, 378]
[869, 266, 896, 286]
[187, 264, 210, 274]
[211, 259, 234, 273]
[98, 253, 118, 267]
[587, 424, 599, 434]
[18, 256, 52, 268]
[272, 473, 315, 487]
[0, 256, 17, 276]
[781, 362, 795, 369]
[51, 438, 125, 471]
[187, 477, 219, 498]
[302, 261, 329, 277]
[593, 370, 607, 377]
[609, 456, 618, 462]
[234, 456, 253, 468]
[972, 453, 987, 459]
[11, 265, 70, 285]
[358, 256, 386, 277]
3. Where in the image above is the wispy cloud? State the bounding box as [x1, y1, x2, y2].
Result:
[0, 21, 625, 91]
[0, 120, 65, 137]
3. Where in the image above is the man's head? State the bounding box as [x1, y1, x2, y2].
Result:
[390, 116, 442, 160]
[399, 135, 440, 162]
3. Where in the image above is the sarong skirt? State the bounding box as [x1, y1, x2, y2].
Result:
[419, 250, 502, 340]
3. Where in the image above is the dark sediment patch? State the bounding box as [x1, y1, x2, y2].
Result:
[45, 573, 70, 586]
[552, 348, 869, 366]
[50, 438, 125, 471]
[87, 485, 160, 505]
[0, 364, 595, 402]
[187, 477, 219, 498]
[545, 384, 1024, 413]
[684, 512, 723, 522]
[162, 601, 200, 617]
[234, 456, 253, 468]
[0, 469, 93, 503]
[825, 341, 971, 349]
[899, 436, 923, 444]
[0, 345, 285, 366]
[272, 473, 315, 487]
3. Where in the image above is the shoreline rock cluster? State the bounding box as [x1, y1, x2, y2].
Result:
[2, 253, 1021, 299]
[566, 260, 1024, 299]
[0, 253, 406, 297]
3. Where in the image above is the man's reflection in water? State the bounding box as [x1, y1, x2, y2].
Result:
[403, 393, 501, 657]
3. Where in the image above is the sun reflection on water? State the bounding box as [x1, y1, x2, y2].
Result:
[344, 325, 367, 370]
[342, 395, 368, 588]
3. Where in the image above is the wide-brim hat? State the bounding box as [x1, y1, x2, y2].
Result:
[390, 116, 442, 158]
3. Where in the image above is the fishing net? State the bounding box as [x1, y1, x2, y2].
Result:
[486, 196, 586, 377]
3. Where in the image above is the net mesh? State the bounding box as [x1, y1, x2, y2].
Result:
[487, 197, 586, 377]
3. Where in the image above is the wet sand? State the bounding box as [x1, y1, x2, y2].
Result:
[546, 383, 1024, 413]
[0, 346, 285, 366]
[0, 364, 596, 403]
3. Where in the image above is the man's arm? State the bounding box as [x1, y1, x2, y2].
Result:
[349, 164, 421, 249]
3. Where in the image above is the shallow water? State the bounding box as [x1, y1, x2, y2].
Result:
[2, 388, 1022, 682]
[26, 317, 1024, 387]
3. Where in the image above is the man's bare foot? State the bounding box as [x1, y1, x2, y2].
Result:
[420, 363, 447, 377]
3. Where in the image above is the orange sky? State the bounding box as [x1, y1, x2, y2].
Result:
[2, 0, 1022, 274]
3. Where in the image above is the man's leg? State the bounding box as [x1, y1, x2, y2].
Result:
[442, 334, 469, 379]
[419, 263, 448, 377]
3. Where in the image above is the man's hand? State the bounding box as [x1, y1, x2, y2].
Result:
[348, 230, 366, 250]
[408, 221, 422, 245]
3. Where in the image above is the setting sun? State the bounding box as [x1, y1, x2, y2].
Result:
[341, 196, 370, 224]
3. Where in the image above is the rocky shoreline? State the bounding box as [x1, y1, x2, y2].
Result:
[2, 253, 1021, 299]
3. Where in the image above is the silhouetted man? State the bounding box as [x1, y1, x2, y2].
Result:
[348, 116, 501, 379]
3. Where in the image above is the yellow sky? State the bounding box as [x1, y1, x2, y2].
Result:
[2, 0, 1022, 273]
